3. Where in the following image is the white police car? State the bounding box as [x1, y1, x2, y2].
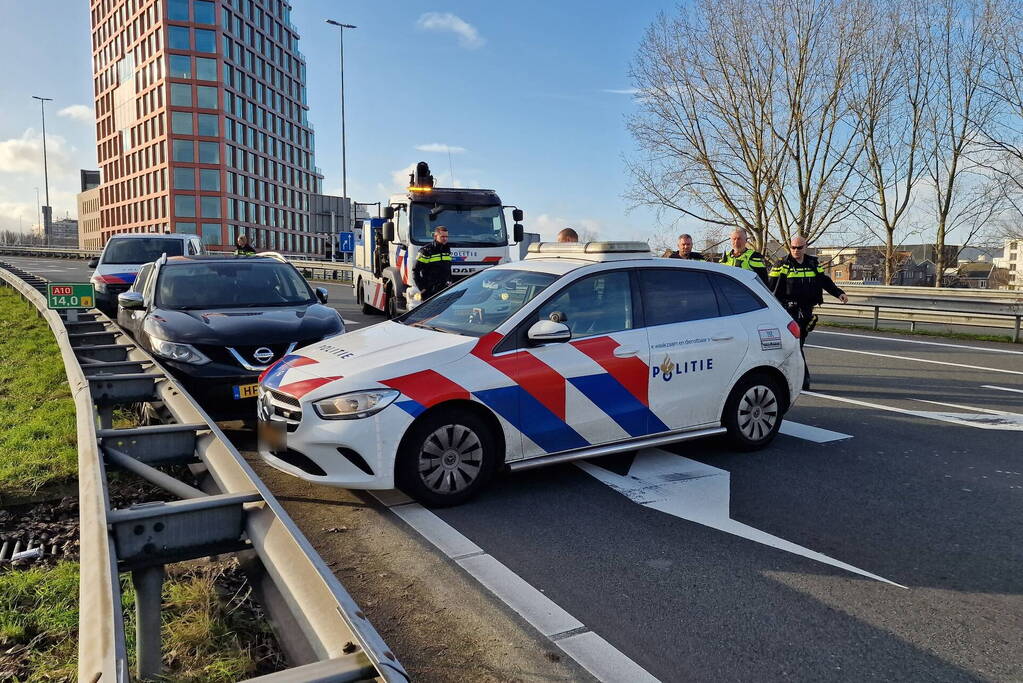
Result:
[258, 241, 804, 506]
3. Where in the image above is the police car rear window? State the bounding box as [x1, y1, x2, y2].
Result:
[102, 238, 185, 264]
[639, 269, 720, 325]
[710, 274, 767, 315]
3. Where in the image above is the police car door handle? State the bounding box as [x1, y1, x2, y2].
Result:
[712, 335, 734, 342]
[613, 346, 640, 358]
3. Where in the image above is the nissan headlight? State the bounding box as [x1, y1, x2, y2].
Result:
[150, 337, 211, 365]
[313, 389, 399, 420]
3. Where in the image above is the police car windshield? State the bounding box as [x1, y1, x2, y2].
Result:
[410, 204, 507, 246]
[398, 269, 556, 337]
[102, 238, 185, 264]
[157, 262, 315, 310]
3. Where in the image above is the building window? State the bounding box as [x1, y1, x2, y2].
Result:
[198, 141, 220, 163]
[168, 25, 190, 50]
[200, 197, 221, 218]
[177, 222, 197, 234]
[173, 167, 195, 190]
[199, 169, 220, 191]
[170, 83, 192, 106]
[168, 0, 189, 21]
[194, 0, 215, 24]
[195, 29, 217, 53]
[201, 223, 222, 245]
[171, 111, 193, 135]
[196, 57, 217, 81]
[168, 54, 191, 78]
[197, 113, 218, 136]
[174, 195, 196, 217]
[172, 140, 194, 162]
[196, 85, 218, 109]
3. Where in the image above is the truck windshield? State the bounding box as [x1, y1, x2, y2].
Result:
[410, 204, 507, 246]
[397, 269, 556, 337]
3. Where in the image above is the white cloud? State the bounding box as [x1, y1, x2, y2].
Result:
[391, 163, 418, 191]
[415, 143, 467, 155]
[0, 129, 76, 178]
[58, 105, 95, 124]
[416, 12, 484, 49]
[532, 214, 603, 242]
[602, 88, 640, 95]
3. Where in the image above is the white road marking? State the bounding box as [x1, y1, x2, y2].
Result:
[815, 330, 1023, 356]
[578, 449, 904, 588]
[913, 399, 1016, 416]
[377, 495, 661, 682]
[778, 420, 852, 443]
[806, 344, 1023, 376]
[805, 391, 1023, 431]
[983, 385, 1023, 395]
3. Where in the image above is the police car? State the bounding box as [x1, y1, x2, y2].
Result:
[258, 241, 804, 506]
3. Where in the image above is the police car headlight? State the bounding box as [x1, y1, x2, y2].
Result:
[149, 336, 211, 365]
[313, 389, 399, 420]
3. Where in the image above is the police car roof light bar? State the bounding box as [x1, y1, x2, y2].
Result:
[527, 240, 651, 255]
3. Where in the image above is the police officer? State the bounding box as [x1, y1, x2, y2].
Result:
[769, 235, 848, 389]
[668, 233, 704, 260]
[720, 228, 768, 284]
[413, 226, 452, 299]
[234, 234, 256, 255]
[556, 227, 579, 243]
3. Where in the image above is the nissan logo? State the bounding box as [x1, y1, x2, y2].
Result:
[253, 347, 275, 364]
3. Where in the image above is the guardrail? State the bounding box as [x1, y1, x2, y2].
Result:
[0, 261, 408, 682]
[0, 244, 101, 258]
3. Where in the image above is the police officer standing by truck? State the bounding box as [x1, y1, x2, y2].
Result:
[720, 228, 769, 284]
[413, 225, 452, 299]
[769, 235, 848, 389]
[668, 233, 704, 260]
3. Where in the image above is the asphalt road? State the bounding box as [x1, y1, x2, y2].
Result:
[7, 254, 1022, 681]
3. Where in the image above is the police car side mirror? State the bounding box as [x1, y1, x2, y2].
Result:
[382, 221, 395, 242]
[383, 206, 395, 220]
[87, 257, 99, 268]
[527, 319, 571, 344]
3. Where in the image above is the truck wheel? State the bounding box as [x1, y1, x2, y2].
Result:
[395, 410, 499, 506]
[357, 282, 375, 315]
[385, 285, 398, 319]
[722, 372, 783, 451]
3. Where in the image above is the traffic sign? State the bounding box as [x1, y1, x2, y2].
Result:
[338, 232, 355, 253]
[47, 283, 95, 310]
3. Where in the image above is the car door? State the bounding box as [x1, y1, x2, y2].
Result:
[640, 267, 750, 429]
[117, 263, 153, 338]
[508, 269, 657, 459]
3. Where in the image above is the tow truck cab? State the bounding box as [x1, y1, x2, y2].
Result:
[353, 162, 524, 317]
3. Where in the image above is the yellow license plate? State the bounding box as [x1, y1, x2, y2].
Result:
[233, 383, 259, 399]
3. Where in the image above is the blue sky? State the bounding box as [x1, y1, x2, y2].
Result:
[0, 0, 677, 242]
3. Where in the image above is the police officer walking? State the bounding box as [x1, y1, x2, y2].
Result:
[234, 234, 256, 255]
[720, 228, 768, 284]
[413, 226, 452, 299]
[769, 235, 848, 389]
[668, 233, 704, 260]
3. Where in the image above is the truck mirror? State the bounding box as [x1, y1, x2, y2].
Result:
[383, 206, 395, 220]
[512, 208, 524, 222]
[382, 221, 395, 242]
[513, 223, 524, 243]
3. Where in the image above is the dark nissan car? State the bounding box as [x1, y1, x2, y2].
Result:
[117, 254, 344, 411]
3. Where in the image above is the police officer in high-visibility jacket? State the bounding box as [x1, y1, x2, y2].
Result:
[413, 225, 452, 299]
[720, 228, 769, 285]
[769, 235, 849, 389]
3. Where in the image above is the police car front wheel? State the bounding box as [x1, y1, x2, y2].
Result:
[396, 410, 499, 506]
[723, 373, 783, 451]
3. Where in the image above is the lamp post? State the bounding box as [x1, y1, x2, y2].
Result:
[32, 96, 53, 238]
[325, 19, 356, 264]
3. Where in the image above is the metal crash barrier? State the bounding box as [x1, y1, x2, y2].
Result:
[0, 261, 408, 683]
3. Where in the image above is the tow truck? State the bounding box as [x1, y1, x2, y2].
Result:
[353, 161, 524, 317]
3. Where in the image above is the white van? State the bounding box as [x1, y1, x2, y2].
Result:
[89, 233, 205, 314]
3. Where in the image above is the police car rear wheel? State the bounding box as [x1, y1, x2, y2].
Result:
[723, 374, 782, 450]
[396, 411, 497, 506]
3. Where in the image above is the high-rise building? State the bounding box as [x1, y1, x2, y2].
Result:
[78, 168, 103, 249]
[89, 0, 322, 253]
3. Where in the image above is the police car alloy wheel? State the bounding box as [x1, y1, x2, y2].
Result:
[722, 373, 783, 450]
[396, 410, 498, 506]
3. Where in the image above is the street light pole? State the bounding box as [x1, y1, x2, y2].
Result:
[325, 19, 356, 256]
[32, 96, 53, 236]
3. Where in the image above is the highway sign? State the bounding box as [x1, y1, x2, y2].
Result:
[47, 282, 95, 309]
[338, 232, 355, 253]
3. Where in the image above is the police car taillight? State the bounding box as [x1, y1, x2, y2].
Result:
[787, 320, 801, 339]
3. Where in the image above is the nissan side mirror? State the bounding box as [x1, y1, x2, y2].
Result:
[118, 291, 145, 311]
[527, 319, 571, 344]
[513, 223, 524, 243]
[315, 287, 329, 304]
[382, 221, 395, 242]
[383, 206, 395, 220]
[512, 208, 524, 222]
[87, 257, 99, 268]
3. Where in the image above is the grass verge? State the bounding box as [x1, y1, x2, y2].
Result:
[818, 319, 1017, 344]
[0, 287, 77, 498]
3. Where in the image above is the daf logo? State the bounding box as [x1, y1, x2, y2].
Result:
[253, 347, 275, 364]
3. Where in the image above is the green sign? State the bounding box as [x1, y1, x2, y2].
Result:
[47, 283, 96, 310]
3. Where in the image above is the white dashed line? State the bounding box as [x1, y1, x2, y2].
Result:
[779, 420, 852, 443]
[982, 385, 1023, 395]
[806, 344, 1023, 376]
[815, 330, 1023, 355]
